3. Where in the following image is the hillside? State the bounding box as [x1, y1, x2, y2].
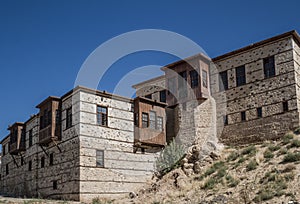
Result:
[110, 130, 300, 204]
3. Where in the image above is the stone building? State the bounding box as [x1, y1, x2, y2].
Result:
[1, 30, 300, 201]
[0, 86, 163, 202]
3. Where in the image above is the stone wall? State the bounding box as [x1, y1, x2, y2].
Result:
[78, 90, 159, 203]
[211, 36, 300, 144]
[0, 92, 81, 201]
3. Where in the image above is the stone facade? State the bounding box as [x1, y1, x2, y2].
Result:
[0, 87, 159, 202]
[211, 31, 300, 144]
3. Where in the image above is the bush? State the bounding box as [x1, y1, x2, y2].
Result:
[241, 145, 256, 156]
[282, 152, 300, 163]
[226, 175, 239, 187]
[282, 133, 294, 145]
[288, 139, 300, 148]
[246, 160, 258, 171]
[156, 139, 186, 174]
[277, 147, 288, 156]
[282, 164, 296, 173]
[226, 151, 239, 161]
[254, 190, 274, 202]
[264, 150, 274, 160]
[268, 145, 280, 152]
[202, 177, 217, 189]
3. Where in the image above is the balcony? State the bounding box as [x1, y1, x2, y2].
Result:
[9, 141, 25, 155]
[39, 125, 58, 145]
[134, 127, 166, 147]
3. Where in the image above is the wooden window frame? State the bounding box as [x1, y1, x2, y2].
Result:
[236, 65, 246, 87]
[157, 116, 163, 131]
[159, 90, 166, 103]
[264, 56, 275, 78]
[142, 112, 149, 128]
[66, 107, 72, 129]
[96, 150, 104, 168]
[219, 71, 228, 91]
[149, 111, 156, 129]
[97, 106, 108, 126]
[190, 70, 199, 88]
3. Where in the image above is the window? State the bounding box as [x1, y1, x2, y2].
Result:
[3, 144, 6, 156]
[283, 101, 289, 112]
[241, 111, 246, 121]
[53, 180, 58, 190]
[202, 70, 208, 88]
[223, 115, 228, 126]
[21, 157, 24, 166]
[264, 56, 275, 78]
[257, 107, 262, 118]
[159, 90, 166, 103]
[28, 161, 32, 171]
[178, 71, 187, 98]
[41, 157, 45, 168]
[50, 153, 54, 166]
[6, 164, 8, 175]
[29, 129, 33, 147]
[40, 115, 44, 130]
[66, 107, 72, 129]
[97, 106, 108, 126]
[134, 113, 139, 126]
[55, 110, 61, 126]
[157, 116, 163, 131]
[167, 77, 176, 95]
[96, 150, 104, 167]
[236, 65, 246, 86]
[142, 113, 148, 128]
[149, 111, 156, 129]
[189, 70, 199, 88]
[219, 71, 228, 91]
[145, 94, 152, 99]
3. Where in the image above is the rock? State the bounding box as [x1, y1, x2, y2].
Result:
[183, 162, 194, 169]
[210, 151, 220, 160]
[129, 192, 137, 199]
[193, 161, 201, 174]
[183, 167, 194, 176]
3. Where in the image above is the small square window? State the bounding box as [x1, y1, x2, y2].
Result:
[241, 111, 246, 121]
[257, 107, 262, 118]
[283, 101, 288, 112]
[96, 150, 104, 168]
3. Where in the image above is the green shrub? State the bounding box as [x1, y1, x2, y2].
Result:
[226, 175, 239, 187]
[282, 164, 296, 173]
[246, 160, 258, 171]
[282, 152, 300, 163]
[241, 145, 256, 156]
[156, 139, 186, 174]
[204, 166, 216, 177]
[294, 127, 300, 134]
[202, 177, 217, 189]
[226, 151, 239, 161]
[264, 150, 274, 160]
[268, 145, 280, 152]
[215, 167, 227, 179]
[277, 147, 288, 156]
[289, 139, 300, 148]
[282, 133, 294, 145]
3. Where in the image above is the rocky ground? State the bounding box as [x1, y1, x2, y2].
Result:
[2, 131, 300, 204]
[114, 130, 300, 204]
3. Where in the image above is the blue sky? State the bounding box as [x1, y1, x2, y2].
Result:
[0, 0, 300, 139]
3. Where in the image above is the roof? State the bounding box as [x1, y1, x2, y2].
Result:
[0, 135, 10, 144]
[213, 30, 300, 61]
[36, 96, 61, 108]
[132, 75, 165, 89]
[161, 53, 211, 71]
[134, 96, 168, 107]
[61, 86, 133, 103]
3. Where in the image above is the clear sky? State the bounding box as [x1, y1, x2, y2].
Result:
[0, 0, 300, 139]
